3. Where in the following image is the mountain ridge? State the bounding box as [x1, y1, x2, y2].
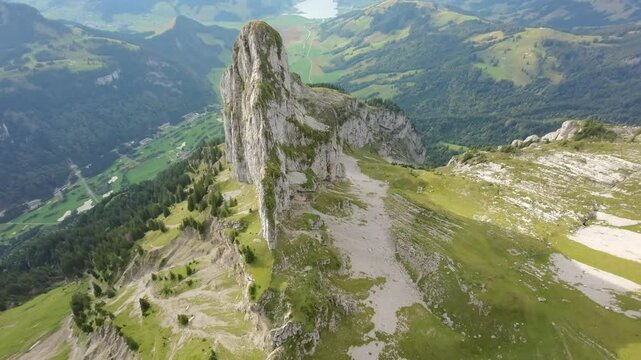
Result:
[0, 2, 233, 216]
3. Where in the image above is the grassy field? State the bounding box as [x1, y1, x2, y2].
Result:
[0, 113, 223, 242]
[0, 27, 141, 80]
[475, 28, 600, 86]
[214, 164, 273, 300]
[437, 142, 470, 152]
[0, 282, 82, 359]
[113, 302, 174, 359]
[350, 144, 641, 359]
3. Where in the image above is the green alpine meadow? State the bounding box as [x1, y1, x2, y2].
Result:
[1, 1, 640, 359]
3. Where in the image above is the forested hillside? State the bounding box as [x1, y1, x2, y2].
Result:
[440, 0, 641, 28]
[0, 140, 224, 310]
[0, 2, 234, 216]
[286, 0, 641, 164]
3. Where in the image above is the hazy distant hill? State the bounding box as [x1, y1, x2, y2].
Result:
[13, 0, 296, 31]
[143, 16, 237, 77]
[0, 2, 235, 215]
[440, 0, 641, 28]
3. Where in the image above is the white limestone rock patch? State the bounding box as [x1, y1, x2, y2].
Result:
[95, 69, 120, 86]
[569, 225, 641, 263]
[550, 253, 641, 318]
[595, 212, 640, 227]
[77, 199, 94, 213]
[57, 210, 72, 222]
[534, 151, 640, 185]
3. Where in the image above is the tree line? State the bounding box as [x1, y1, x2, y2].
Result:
[0, 139, 223, 310]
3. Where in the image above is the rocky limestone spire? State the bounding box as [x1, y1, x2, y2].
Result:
[221, 21, 426, 248]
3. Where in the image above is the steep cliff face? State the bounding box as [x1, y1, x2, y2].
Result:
[221, 21, 425, 248]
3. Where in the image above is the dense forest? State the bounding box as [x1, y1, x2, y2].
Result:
[0, 140, 224, 310]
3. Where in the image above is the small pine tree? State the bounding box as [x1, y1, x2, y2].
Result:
[242, 246, 256, 264]
[186, 265, 195, 276]
[248, 283, 256, 300]
[187, 195, 195, 211]
[139, 297, 151, 316]
[209, 350, 218, 360]
[92, 282, 103, 297]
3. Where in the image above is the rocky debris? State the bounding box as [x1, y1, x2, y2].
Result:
[511, 120, 581, 149]
[331, 293, 357, 314]
[541, 120, 581, 142]
[221, 21, 425, 248]
[79, 325, 137, 360]
[511, 121, 580, 148]
[0, 122, 9, 141]
[270, 321, 302, 348]
[511, 120, 641, 150]
[95, 69, 120, 86]
[612, 126, 641, 141]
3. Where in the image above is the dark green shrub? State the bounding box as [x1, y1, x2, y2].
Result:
[139, 297, 151, 316]
[177, 314, 189, 326]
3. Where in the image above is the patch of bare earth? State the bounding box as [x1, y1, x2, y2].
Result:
[321, 155, 425, 360]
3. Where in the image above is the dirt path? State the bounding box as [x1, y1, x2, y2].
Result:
[302, 27, 314, 83]
[68, 160, 98, 202]
[321, 155, 425, 359]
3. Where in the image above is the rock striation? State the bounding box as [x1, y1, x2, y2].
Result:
[221, 21, 425, 248]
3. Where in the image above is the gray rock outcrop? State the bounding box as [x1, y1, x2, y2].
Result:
[221, 21, 425, 248]
[541, 120, 580, 142]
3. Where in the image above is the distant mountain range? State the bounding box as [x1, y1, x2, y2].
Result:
[13, 0, 297, 31]
[284, 0, 641, 164]
[0, 1, 236, 216]
[440, 0, 641, 28]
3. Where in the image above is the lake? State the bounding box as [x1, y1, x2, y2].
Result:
[294, 0, 338, 19]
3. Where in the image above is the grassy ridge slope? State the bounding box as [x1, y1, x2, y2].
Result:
[347, 137, 641, 358]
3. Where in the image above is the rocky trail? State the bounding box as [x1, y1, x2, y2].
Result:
[321, 155, 425, 359]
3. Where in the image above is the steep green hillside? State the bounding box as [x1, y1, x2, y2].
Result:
[337, 129, 641, 359]
[286, 0, 641, 164]
[0, 282, 82, 359]
[0, 140, 267, 359]
[0, 3, 233, 218]
[142, 16, 237, 79]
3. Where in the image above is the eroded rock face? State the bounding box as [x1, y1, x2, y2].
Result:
[221, 21, 425, 248]
[78, 325, 137, 360]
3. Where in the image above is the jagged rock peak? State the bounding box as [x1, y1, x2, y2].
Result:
[221, 21, 426, 248]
